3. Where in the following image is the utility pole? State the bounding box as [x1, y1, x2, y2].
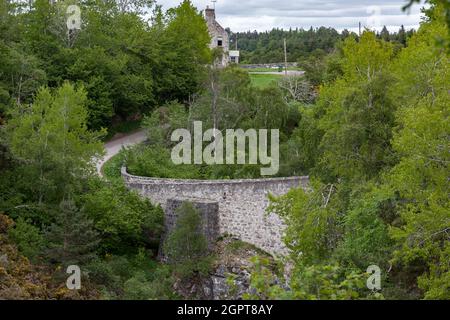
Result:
[359, 21, 362, 37]
[211, 0, 217, 9]
[284, 38, 288, 76]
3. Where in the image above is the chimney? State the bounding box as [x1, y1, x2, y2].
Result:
[205, 6, 216, 21]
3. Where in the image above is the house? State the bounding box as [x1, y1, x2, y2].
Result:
[205, 6, 239, 67]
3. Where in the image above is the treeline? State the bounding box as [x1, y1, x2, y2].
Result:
[233, 25, 415, 64]
[0, 0, 210, 130]
[233, 27, 344, 64]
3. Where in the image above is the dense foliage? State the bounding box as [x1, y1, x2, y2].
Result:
[117, 66, 310, 179]
[0, 0, 210, 298]
[0, 0, 210, 130]
[244, 2, 449, 300]
[0, 0, 448, 301]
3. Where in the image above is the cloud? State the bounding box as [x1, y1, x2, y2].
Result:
[156, 0, 427, 32]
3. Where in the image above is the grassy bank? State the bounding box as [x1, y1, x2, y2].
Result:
[249, 73, 282, 88]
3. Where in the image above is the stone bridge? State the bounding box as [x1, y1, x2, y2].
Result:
[121, 167, 309, 256]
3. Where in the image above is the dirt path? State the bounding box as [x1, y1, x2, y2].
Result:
[96, 129, 147, 176]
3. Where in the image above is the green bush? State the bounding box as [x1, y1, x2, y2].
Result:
[8, 217, 46, 260]
[127, 145, 202, 179]
[102, 149, 128, 180]
[81, 178, 164, 254]
[125, 143, 270, 180]
[164, 202, 213, 279]
[123, 271, 156, 300]
[335, 186, 396, 269]
[86, 252, 176, 300]
[123, 266, 178, 300]
[86, 258, 124, 298]
[244, 256, 377, 300]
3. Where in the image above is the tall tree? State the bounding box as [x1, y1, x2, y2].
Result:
[8, 83, 104, 204]
[316, 32, 396, 182]
[386, 7, 450, 299]
[164, 202, 212, 279]
[155, 0, 211, 102]
[45, 200, 99, 266]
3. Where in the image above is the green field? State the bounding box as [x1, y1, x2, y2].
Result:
[246, 67, 284, 73]
[242, 67, 301, 73]
[249, 73, 282, 88]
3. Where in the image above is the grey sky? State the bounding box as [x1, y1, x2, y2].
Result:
[156, 0, 427, 32]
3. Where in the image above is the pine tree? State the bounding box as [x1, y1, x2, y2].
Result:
[380, 26, 390, 42]
[398, 25, 407, 46]
[45, 200, 99, 266]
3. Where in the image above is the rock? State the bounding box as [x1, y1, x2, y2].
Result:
[173, 238, 280, 300]
[215, 265, 226, 276]
[203, 285, 212, 298]
[0, 254, 8, 268]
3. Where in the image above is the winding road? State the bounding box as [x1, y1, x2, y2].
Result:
[96, 129, 147, 176]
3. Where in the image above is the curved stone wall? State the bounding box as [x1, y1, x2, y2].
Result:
[121, 167, 309, 256]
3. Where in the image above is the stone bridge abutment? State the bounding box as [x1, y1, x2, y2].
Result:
[121, 167, 309, 256]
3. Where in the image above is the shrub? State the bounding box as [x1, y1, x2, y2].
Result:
[123, 265, 179, 300]
[8, 217, 46, 260]
[81, 178, 164, 254]
[163, 202, 213, 279]
[126, 145, 201, 179]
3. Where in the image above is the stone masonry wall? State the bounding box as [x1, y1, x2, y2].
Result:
[121, 167, 309, 256]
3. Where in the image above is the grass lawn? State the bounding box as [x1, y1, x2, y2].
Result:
[249, 73, 282, 88]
